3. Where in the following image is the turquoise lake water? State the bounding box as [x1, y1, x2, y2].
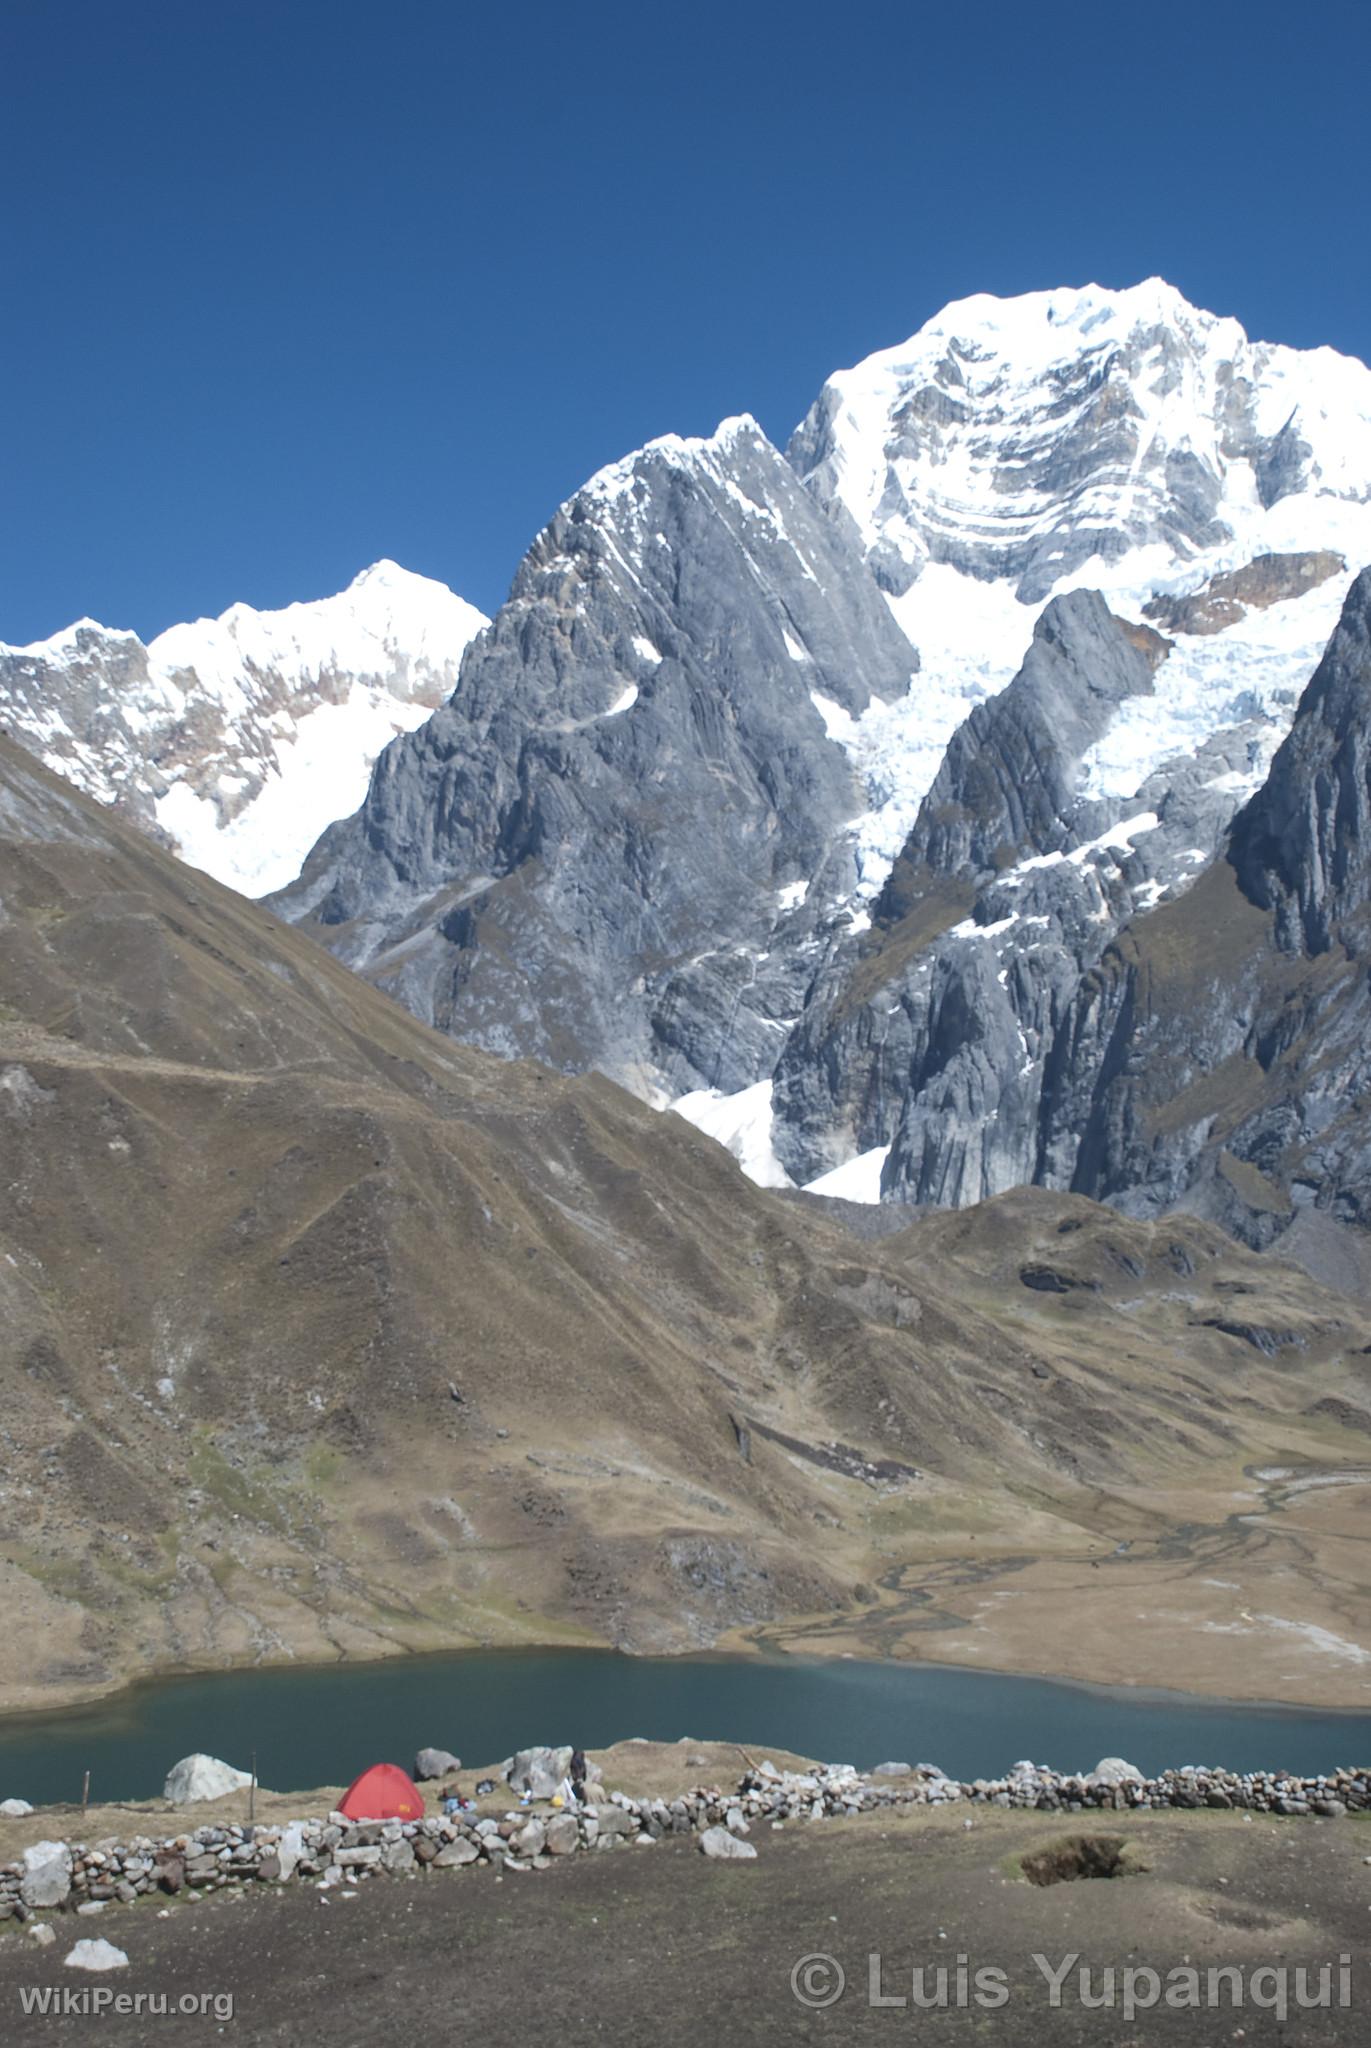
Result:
[1, 1649, 1368, 1805]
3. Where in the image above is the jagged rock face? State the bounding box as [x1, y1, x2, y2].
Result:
[884, 591, 1156, 879]
[746, 290, 1371, 1208]
[768, 591, 1242, 1200]
[1034, 571, 1371, 1243]
[0, 563, 486, 895]
[24, 280, 1367, 1234]
[273, 419, 914, 1093]
[1229, 567, 1371, 951]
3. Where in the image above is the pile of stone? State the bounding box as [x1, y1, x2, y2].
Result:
[729, 1757, 1371, 1819]
[0, 1797, 667, 1924]
[3, 1755, 1368, 1929]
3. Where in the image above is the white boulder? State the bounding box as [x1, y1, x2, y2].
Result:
[1086, 1757, 1144, 1787]
[0, 1797, 34, 1816]
[64, 1939, 129, 1972]
[700, 1825, 758, 1860]
[163, 1754, 253, 1803]
[276, 1821, 306, 1882]
[413, 1747, 462, 1781]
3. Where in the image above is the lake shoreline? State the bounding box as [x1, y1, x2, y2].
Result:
[6, 1612, 1371, 1731]
[8, 1622, 1368, 1736]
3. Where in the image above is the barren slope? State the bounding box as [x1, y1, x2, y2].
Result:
[1, 738, 1368, 1710]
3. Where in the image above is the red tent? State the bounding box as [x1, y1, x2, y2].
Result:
[338, 1762, 426, 1821]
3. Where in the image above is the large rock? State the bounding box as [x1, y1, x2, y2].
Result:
[413, 1748, 462, 1782]
[1086, 1758, 1144, 1787]
[433, 1837, 479, 1868]
[20, 1841, 73, 1910]
[276, 1823, 306, 1883]
[590, 1805, 637, 1839]
[513, 1818, 547, 1857]
[699, 1825, 757, 1861]
[0, 1797, 34, 1816]
[506, 1747, 572, 1801]
[162, 1754, 253, 1804]
[544, 1814, 580, 1856]
[63, 1939, 129, 1972]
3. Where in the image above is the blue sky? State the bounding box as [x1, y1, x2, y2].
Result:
[3, 0, 1368, 644]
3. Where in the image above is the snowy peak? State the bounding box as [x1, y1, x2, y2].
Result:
[504, 412, 914, 730]
[0, 564, 488, 895]
[790, 278, 1371, 608]
[578, 413, 765, 507]
[782, 280, 1371, 906]
[147, 560, 487, 704]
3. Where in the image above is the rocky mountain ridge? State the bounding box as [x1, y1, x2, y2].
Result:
[9, 281, 1371, 1253]
[1039, 566, 1371, 1246]
[268, 283, 1371, 1249]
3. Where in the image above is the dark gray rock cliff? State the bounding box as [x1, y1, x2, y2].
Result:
[767, 592, 1203, 1200]
[272, 420, 914, 1094]
[1037, 569, 1371, 1242]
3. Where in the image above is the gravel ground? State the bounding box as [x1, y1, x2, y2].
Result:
[1, 1803, 1368, 2044]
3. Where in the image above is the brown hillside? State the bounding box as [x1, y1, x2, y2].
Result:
[1, 737, 1369, 1710]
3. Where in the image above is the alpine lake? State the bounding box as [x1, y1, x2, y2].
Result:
[2, 1648, 1369, 1806]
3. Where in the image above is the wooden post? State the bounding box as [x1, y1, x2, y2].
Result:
[81, 1769, 90, 1818]
[249, 1750, 256, 1828]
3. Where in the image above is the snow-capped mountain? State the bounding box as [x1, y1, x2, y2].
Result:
[789, 278, 1371, 892]
[751, 281, 1371, 1209]
[266, 281, 1371, 1244]
[20, 278, 1370, 1249]
[0, 561, 488, 895]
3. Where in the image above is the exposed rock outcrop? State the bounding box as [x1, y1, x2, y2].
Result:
[1040, 569, 1371, 1241]
[1142, 551, 1346, 635]
[273, 418, 914, 1094]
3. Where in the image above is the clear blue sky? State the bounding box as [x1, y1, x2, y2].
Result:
[3, 0, 1368, 645]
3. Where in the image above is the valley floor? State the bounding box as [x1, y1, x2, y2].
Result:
[745, 1464, 1371, 1709]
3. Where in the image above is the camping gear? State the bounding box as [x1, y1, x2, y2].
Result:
[338, 1762, 425, 1821]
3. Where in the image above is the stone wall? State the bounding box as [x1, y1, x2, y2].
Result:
[3, 1760, 1369, 1926]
